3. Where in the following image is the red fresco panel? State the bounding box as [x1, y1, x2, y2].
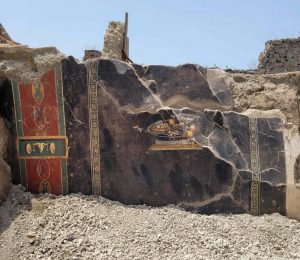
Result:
[18, 68, 63, 194]
[19, 69, 59, 136]
[25, 159, 62, 195]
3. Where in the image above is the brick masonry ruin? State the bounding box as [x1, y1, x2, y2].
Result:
[83, 50, 101, 61]
[102, 21, 125, 60]
[258, 37, 300, 74]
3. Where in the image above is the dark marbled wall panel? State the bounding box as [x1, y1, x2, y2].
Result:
[61, 57, 92, 194]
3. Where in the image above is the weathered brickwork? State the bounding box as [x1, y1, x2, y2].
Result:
[259, 38, 300, 74]
[83, 50, 101, 61]
[102, 21, 125, 60]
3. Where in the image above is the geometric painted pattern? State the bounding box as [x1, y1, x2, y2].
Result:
[86, 60, 101, 195]
[249, 117, 261, 215]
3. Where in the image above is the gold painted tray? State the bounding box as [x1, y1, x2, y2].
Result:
[148, 143, 202, 151]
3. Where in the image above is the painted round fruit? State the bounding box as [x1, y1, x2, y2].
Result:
[186, 130, 193, 138]
[189, 124, 196, 132]
[167, 119, 175, 126]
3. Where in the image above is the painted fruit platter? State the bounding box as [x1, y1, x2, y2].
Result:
[147, 119, 194, 141]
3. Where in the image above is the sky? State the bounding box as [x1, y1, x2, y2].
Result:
[2, 0, 300, 69]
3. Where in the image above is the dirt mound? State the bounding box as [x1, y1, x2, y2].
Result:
[0, 186, 300, 259]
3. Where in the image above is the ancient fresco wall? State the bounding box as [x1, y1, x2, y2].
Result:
[61, 57, 91, 194]
[0, 55, 291, 216]
[0, 22, 298, 218]
[259, 38, 300, 74]
[58, 57, 287, 215]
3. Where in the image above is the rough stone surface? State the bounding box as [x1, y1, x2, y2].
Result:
[0, 187, 300, 260]
[284, 126, 300, 220]
[83, 50, 101, 61]
[0, 78, 20, 185]
[229, 71, 300, 126]
[0, 185, 32, 232]
[0, 159, 11, 203]
[0, 23, 18, 45]
[102, 21, 125, 60]
[0, 45, 65, 82]
[0, 118, 8, 158]
[259, 37, 300, 74]
[0, 118, 11, 202]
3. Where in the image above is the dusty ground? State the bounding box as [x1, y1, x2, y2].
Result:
[0, 186, 299, 260]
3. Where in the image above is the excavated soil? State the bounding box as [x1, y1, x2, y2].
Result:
[0, 185, 300, 260]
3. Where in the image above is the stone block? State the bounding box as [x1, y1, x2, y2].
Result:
[0, 158, 11, 202]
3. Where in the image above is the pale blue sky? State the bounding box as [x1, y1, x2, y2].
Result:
[2, 0, 300, 69]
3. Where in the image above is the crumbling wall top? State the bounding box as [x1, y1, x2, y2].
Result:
[102, 21, 125, 60]
[258, 37, 300, 74]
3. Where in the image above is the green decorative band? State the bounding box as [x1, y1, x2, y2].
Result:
[249, 117, 261, 215]
[19, 159, 27, 188]
[86, 60, 101, 195]
[18, 136, 68, 159]
[55, 62, 69, 195]
[11, 80, 24, 136]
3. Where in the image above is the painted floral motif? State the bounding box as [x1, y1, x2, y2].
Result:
[37, 159, 50, 179]
[39, 179, 51, 194]
[33, 105, 46, 129]
[32, 80, 44, 104]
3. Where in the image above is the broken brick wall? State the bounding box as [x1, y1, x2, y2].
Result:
[259, 38, 300, 74]
[102, 21, 125, 60]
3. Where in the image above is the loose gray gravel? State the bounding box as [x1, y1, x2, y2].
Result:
[0, 185, 300, 260]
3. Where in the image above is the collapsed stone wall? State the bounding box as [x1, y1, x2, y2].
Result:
[258, 38, 300, 74]
[0, 45, 65, 83]
[102, 21, 125, 60]
[229, 71, 300, 126]
[0, 20, 65, 83]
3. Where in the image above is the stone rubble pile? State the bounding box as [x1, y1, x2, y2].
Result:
[0, 186, 300, 260]
[259, 38, 300, 74]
